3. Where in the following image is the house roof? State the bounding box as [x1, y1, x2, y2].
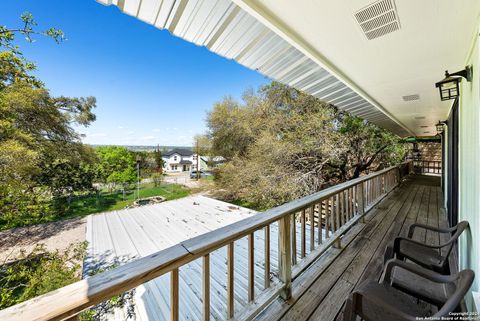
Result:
[163, 148, 193, 157]
[84, 196, 258, 320]
[84, 195, 325, 320]
[179, 160, 192, 165]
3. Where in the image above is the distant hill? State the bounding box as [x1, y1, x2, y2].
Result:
[89, 145, 193, 152]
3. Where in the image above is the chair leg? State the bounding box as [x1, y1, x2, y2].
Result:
[343, 295, 357, 321]
[384, 245, 394, 265]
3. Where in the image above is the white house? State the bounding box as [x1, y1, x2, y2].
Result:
[162, 148, 211, 173]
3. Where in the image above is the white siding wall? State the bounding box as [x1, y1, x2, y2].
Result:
[458, 20, 480, 311]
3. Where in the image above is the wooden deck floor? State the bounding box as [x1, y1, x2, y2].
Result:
[256, 175, 450, 321]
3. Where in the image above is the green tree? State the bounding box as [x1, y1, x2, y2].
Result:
[207, 82, 407, 209]
[0, 13, 97, 228]
[153, 145, 164, 173]
[0, 12, 64, 89]
[94, 146, 136, 190]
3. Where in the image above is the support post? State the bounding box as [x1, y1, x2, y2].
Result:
[278, 215, 292, 300]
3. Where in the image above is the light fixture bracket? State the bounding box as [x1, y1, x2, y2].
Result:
[436, 120, 447, 134]
[445, 65, 473, 82]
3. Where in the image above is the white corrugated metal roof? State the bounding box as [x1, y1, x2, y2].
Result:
[95, 0, 412, 136]
[85, 195, 323, 320]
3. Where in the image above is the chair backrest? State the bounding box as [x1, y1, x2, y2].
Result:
[434, 269, 474, 317]
[441, 221, 469, 261]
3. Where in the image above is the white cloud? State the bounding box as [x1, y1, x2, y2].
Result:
[118, 126, 124, 129]
[127, 131, 135, 135]
[152, 128, 161, 132]
[141, 135, 156, 140]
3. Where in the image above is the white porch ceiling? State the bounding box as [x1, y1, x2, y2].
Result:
[96, 0, 480, 137]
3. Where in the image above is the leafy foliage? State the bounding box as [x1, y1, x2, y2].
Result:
[153, 145, 165, 173]
[79, 261, 136, 321]
[94, 146, 137, 189]
[0, 12, 64, 89]
[0, 13, 97, 228]
[0, 243, 86, 310]
[208, 82, 408, 209]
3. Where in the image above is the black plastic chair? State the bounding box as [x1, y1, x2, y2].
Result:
[343, 259, 474, 321]
[384, 221, 469, 275]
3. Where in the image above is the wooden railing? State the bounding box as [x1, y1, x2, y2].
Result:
[413, 160, 442, 175]
[0, 162, 412, 321]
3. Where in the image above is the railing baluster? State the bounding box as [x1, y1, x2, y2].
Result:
[279, 215, 292, 300]
[203, 254, 210, 321]
[325, 199, 330, 239]
[348, 188, 354, 220]
[309, 206, 315, 251]
[334, 193, 341, 248]
[171, 268, 179, 321]
[227, 243, 234, 319]
[248, 233, 254, 302]
[264, 225, 270, 288]
[340, 190, 345, 226]
[335, 193, 340, 231]
[358, 183, 365, 223]
[291, 214, 297, 265]
[329, 196, 334, 234]
[301, 210, 306, 258]
[318, 203, 322, 244]
[352, 186, 358, 218]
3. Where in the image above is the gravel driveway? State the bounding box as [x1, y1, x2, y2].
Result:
[0, 217, 86, 263]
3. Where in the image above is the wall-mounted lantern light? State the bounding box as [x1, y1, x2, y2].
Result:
[436, 120, 447, 134]
[435, 65, 473, 101]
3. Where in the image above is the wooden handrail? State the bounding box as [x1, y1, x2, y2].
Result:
[0, 161, 411, 321]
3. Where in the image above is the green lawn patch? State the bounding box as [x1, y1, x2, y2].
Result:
[0, 183, 191, 231]
[65, 183, 190, 217]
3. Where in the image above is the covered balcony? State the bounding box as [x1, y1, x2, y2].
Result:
[0, 164, 460, 321]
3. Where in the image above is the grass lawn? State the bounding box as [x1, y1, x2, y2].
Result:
[65, 183, 190, 218]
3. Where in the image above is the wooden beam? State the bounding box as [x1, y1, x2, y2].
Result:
[300, 210, 306, 258]
[278, 215, 292, 300]
[264, 225, 271, 289]
[248, 233, 255, 302]
[291, 214, 297, 265]
[227, 243, 235, 319]
[309, 206, 315, 251]
[171, 268, 179, 321]
[357, 183, 365, 223]
[203, 254, 210, 321]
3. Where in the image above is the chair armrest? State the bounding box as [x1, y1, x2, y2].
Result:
[393, 236, 444, 254]
[407, 223, 455, 238]
[351, 290, 417, 321]
[383, 259, 457, 285]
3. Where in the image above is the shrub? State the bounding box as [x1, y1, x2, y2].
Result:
[0, 242, 86, 309]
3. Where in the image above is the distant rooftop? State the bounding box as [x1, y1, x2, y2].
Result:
[163, 148, 194, 157]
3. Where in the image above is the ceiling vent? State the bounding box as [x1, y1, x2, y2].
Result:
[420, 125, 429, 128]
[354, 0, 401, 40]
[402, 94, 420, 101]
[414, 116, 426, 120]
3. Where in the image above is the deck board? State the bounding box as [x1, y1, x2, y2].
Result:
[255, 175, 446, 321]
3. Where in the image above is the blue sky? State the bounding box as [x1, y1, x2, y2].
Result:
[1, 0, 268, 146]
